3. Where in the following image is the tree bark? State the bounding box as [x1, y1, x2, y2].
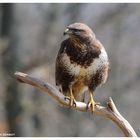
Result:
[14, 71, 137, 137]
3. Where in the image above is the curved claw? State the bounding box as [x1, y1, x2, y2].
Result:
[87, 100, 95, 113]
[86, 92, 95, 113]
[65, 96, 76, 107]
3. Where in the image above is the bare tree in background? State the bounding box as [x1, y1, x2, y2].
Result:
[0, 3, 140, 136]
[1, 4, 23, 136]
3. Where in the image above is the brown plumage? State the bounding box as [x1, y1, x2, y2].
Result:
[55, 23, 109, 112]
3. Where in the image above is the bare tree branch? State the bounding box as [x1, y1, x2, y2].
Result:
[14, 71, 137, 137]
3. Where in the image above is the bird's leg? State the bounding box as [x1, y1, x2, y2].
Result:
[86, 92, 101, 113]
[64, 88, 76, 107]
[87, 92, 95, 113]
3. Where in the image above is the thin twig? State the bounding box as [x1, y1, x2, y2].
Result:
[14, 71, 137, 137]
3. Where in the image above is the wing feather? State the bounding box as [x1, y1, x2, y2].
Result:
[55, 39, 74, 94]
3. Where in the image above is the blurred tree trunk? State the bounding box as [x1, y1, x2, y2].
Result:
[1, 4, 22, 136]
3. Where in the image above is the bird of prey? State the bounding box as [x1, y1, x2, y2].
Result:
[55, 23, 109, 112]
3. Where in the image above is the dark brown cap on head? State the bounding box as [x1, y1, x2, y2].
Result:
[67, 23, 93, 32]
[63, 23, 95, 42]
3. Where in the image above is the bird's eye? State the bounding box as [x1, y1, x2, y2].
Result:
[70, 28, 84, 32]
[73, 29, 81, 32]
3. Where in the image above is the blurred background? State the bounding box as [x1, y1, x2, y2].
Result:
[0, 3, 140, 137]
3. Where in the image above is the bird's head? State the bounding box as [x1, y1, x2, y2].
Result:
[64, 23, 95, 43]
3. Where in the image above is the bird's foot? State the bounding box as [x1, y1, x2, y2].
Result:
[87, 98, 95, 113]
[65, 96, 76, 107]
[86, 100, 100, 113]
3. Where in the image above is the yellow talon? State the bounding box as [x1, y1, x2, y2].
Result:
[87, 92, 95, 113]
[64, 88, 76, 107]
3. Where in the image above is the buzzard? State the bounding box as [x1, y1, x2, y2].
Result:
[55, 23, 109, 112]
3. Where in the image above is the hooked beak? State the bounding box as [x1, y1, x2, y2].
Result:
[63, 28, 73, 36]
